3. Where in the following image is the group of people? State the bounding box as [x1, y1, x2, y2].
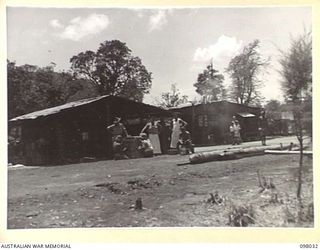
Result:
[107, 115, 194, 160]
[108, 111, 267, 159]
[229, 111, 267, 146]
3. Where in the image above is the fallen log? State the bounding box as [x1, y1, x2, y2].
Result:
[189, 151, 237, 164]
[189, 143, 298, 164]
[264, 150, 313, 155]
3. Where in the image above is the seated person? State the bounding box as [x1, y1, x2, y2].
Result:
[138, 133, 154, 157]
[113, 135, 129, 160]
[177, 127, 195, 154]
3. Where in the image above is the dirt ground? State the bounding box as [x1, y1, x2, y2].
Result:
[8, 138, 313, 228]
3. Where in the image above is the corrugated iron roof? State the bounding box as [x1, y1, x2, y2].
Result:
[10, 95, 109, 122]
[171, 102, 193, 109]
[170, 100, 262, 110]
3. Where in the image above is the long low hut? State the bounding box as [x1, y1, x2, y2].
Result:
[171, 100, 263, 146]
[8, 95, 172, 165]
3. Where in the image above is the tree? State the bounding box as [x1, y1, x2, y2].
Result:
[70, 40, 152, 102]
[279, 31, 312, 199]
[264, 99, 282, 135]
[265, 99, 281, 111]
[264, 99, 282, 120]
[226, 40, 268, 105]
[155, 83, 189, 108]
[7, 61, 97, 118]
[194, 63, 226, 103]
[280, 33, 312, 103]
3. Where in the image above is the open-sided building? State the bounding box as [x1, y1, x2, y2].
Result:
[8, 95, 171, 165]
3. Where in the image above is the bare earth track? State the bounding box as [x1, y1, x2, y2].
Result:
[8, 136, 313, 228]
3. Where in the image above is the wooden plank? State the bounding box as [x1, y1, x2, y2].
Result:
[264, 150, 313, 155]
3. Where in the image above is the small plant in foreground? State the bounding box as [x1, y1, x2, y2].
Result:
[257, 170, 275, 193]
[228, 204, 255, 227]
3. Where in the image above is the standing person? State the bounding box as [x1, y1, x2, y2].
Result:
[141, 117, 161, 155]
[229, 121, 235, 145]
[106, 117, 128, 158]
[258, 110, 267, 146]
[170, 114, 187, 149]
[233, 120, 242, 145]
[158, 117, 170, 154]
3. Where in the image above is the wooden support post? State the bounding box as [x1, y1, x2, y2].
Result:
[135, 198, 143, 210]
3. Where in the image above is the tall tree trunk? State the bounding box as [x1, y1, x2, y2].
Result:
[295, 108, 304, 199]
[297, 136, 303, 198]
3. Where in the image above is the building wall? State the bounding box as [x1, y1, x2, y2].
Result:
[174, 101, 261, 145]
[8, 97, 172, 165]
[11, 103, 111, 165]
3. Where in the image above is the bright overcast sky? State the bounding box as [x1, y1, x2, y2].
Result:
[7, 7, 311, 105]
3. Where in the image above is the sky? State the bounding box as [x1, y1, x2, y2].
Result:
[7, 6, 312, 105]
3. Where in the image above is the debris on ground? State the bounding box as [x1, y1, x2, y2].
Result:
[269, 193, 283, 204]
[228, 204, 255, 227]
[206, 191, 224, 205]
[26, 211, 39, 218]
[127, 177, 162, 189]
[95, 182, 125, 194]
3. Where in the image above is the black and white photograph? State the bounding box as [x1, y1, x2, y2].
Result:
[6, 4, 314, 231]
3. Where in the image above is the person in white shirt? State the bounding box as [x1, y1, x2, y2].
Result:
[170, 114, 187, 149]
[138, 133, 154, 157]
[141, 117, 161, 155]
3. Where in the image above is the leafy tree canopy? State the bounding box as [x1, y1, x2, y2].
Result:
[226, 40, 268, 105]
[7, 61, 97, 118]
[194, 63, 226, 103]
[278, 30, 312, 199]
[264, 99, 281, 112]
[70, 40, 152, 102]
[279, 32, 312, 103]
[155, 83, 189, 108]
[279, 31, 312, 140]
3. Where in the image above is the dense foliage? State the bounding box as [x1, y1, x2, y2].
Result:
[226, 40, 268, 105]
[279, 31, 312, 138]
[194, 63, 226, 103]
[70, 40, 152, 102]
[7, 61, 97, 119]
